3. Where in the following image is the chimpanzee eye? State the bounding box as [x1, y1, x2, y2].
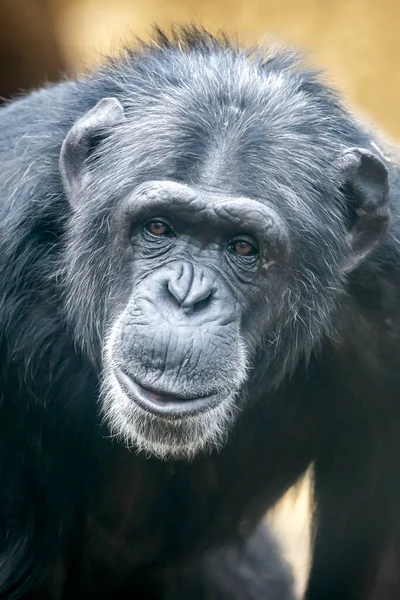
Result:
[228, 235, 259, 257]
[145, 219, 172, 237]
[233, 241, 256, 256]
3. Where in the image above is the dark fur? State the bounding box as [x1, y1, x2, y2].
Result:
[0, 26, 399, 599]
[162, 524, 294, 599]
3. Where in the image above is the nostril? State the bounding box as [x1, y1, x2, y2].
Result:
[166, 280, 183, 307]
[164, 264, 215, 314]
[166, 262, 193, 306]
[182, 292, 213, 314]
[195, 293, 212, 313]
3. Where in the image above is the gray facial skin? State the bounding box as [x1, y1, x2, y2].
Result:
[98, 179, 291, 458]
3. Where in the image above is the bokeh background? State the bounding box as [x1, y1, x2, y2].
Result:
[1, 0, 398, 596]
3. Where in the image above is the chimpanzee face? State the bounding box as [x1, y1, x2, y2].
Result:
[60, 70, 388, 459]
[100, 177, 292, 459]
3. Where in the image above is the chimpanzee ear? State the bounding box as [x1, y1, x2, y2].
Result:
[339, 147, 390, 273]
[60, 97, 125, 207]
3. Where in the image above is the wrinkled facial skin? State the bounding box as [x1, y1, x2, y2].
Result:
[100, 180, 291, 459]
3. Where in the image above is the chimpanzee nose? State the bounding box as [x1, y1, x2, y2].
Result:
[167, 262, 215, 314]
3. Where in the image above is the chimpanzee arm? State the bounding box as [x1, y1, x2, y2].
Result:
[306, 424, 399, 600]
[163, 524, 295, 600]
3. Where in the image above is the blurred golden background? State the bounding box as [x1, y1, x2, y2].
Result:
[2, 0, 400, 138]
[1, 0, 398, 596]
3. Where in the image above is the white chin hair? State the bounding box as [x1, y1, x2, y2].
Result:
[99, 370, 237, 460]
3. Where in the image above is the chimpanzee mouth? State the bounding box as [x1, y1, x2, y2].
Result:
[114, 368, 221, 418]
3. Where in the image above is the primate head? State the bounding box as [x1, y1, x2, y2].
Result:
[60, 33, 389, 459]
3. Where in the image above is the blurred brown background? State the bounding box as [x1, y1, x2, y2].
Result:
[1, 0, 398, 596]
[2, 0, 400, 138]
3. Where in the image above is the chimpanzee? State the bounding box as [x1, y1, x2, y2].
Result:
[0, 26, 399, 600]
